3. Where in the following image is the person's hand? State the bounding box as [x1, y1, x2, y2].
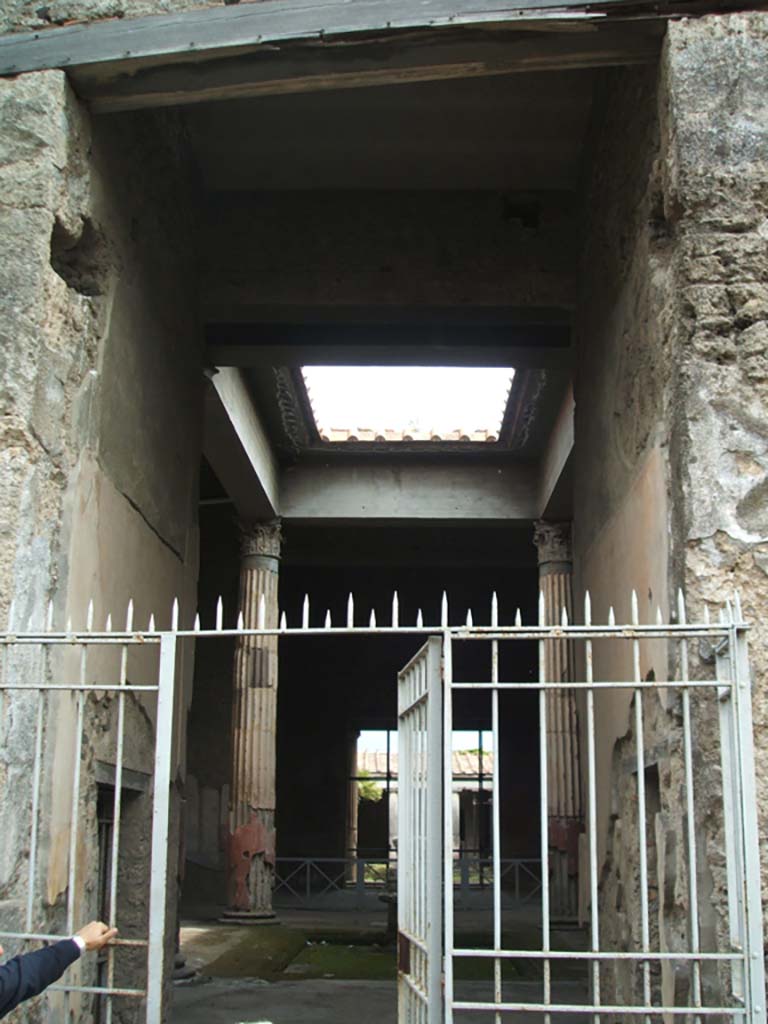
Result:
[75, 921, 118, 951]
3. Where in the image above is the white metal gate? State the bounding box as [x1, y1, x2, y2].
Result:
[0, 607, 176, 1024]
[398, 637, 444, 1024]
[436, 594, 766, 1024]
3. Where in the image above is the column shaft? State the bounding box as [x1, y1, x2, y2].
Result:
[225, 521, 281, 920]
[534, 521, 583, 918]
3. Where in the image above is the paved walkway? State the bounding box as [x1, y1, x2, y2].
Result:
[171, 978, 395, 1024]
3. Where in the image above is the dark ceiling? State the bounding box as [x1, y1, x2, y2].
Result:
[184, 69, 596, 191]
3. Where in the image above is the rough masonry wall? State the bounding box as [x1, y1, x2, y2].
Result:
[663, 7, 768, 920]
[0, 68, 202, 1020]
[574, 13, 768, 1010]
[0, 0, 215, 34]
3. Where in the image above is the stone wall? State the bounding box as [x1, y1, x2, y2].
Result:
[663, 3, 768, 928]
[574, 11, 768, 1009]
[0, 68, 202, 1021]
[0, 0, 215, 34]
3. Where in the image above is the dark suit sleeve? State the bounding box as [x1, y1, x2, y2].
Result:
[0, 939, 81, 1018]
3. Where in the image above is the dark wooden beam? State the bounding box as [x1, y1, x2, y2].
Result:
[0, 0, 762, 82]
[73, 28, 661, 112]
[205, 321, 570, 367]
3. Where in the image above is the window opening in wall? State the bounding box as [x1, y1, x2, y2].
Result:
[302, 366, 514, 442]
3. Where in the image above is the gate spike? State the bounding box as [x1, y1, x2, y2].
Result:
[703, 604, 711, 625]
[677, 588, 687, 626]
[86, 599, 95, 632]
[280, 611, 287, 631]
[105, 612, 113, 633]
[466, 608, 473, 628]
[734, 590, 743, 622]
[6, 598, 16, 632]
[193, 611, 201, 632]
[416, 609, 423, 628]
[607, 606, 615, 627]
[491, 592, 499, 628]
[148, 613, 156, 633]
[561, 605, 569, 627]
[257, 594, 266, 631]
[725, 598, 733, 625]
[125, 599, 134, 631]
[584, 591, 593, 627]
[66, 615, 72, 634]
[631, 589, 639, 625]
[538, 590, 546, 626]
[171, 598, 179, 632]
[46, 599, 54, 631]
[441, 592, 448, 628]
[325, 609, 332, 630]
[656, 605, 663, 626]
[236, 609, 244, 631]
[369, 609, 377, 628]
[347, 592, 355, 628]
[392, 591, 399, 628]
[515, 607, 522, 628]
[719, 604, 727, 626]
[302, 594, 310, 630]
[216, 596, 224, 631]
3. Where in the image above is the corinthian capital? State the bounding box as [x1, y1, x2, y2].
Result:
[239, 519, 282, 560]
[533, 520, 572, 567]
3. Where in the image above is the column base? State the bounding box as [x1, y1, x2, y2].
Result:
[219, 909, 279, 926]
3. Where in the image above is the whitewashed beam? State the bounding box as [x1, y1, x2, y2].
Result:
[203, 368, 279, 519]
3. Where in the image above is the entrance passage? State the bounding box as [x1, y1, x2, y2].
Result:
[395, 599, 765, 1024]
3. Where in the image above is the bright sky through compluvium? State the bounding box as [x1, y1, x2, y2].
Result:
[302, 366, 514, 436]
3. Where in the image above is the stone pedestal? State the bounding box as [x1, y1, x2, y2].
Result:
[222, 520, 281, 923]
[534, 520, 583, 919]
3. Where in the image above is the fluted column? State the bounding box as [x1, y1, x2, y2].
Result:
[223, 519, 281, 921]
[534, 520, 583, 919]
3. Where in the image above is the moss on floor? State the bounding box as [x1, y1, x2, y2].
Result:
[204, 925, 307, 980]
[288, 943, 396, 981]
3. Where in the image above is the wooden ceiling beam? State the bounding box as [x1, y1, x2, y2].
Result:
[71, 28, 661, 112]
[0, 0, 761, 84]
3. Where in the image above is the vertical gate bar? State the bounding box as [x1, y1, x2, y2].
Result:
[106, 620, 131, 1024]
[677, 594, 702, 1018]
[427, 637, 444, 1024]
[631, 594, 651, 1024]
[421, 683, 427, 1021]
[731, 612, 767, 1024]
[398, 656, 411, 1020]
[26, 647, 45, 931]
[146, 633, 177, 1024]
[584, 595, 601, 1024]
[715, 627, 745, 1004]
[538, 593, 551, 1024]
[491, 612, 502, 1024]
[443, 632, 454, 1024]
[67, 640, 88, 935]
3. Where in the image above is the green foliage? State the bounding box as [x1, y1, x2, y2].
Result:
[357, 769, 383, 802]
